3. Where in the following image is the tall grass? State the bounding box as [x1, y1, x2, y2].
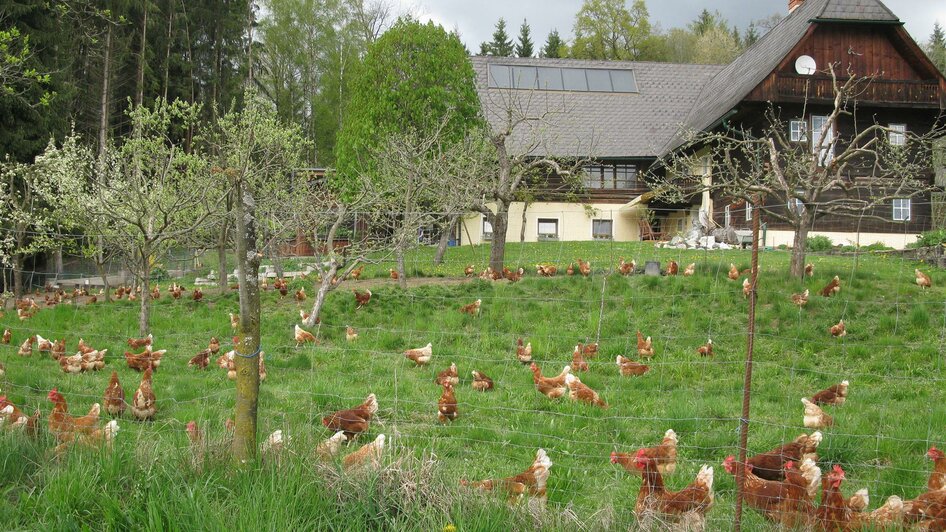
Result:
[1, 241, 943, 530]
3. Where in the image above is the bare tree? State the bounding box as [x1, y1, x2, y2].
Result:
[298, 185, 390, 327]
[346, 0, 395, 44]
[657, 65, 944, 278]
[475, 89, 589, 273]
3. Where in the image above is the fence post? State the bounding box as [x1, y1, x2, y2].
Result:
[733, 196, 761, 532]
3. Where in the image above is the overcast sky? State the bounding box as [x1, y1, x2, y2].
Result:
[394, 0, 944, 52]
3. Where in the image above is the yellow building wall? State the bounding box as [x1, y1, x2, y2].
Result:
[460, 202, 644, 245]
[764, 230, 920, 250]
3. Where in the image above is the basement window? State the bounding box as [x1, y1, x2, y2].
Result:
[592, 219, 613, 240]
[537, 218, 559, 240]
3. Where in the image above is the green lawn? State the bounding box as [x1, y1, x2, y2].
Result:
[1, 241, 943, 530]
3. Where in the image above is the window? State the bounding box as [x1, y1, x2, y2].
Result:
[536, 67, 563, 90]
[745, 203, 753, 221]
[488, 65, 511, 88]
[892, 198, 911, 221]
[889, 124, 906, 147]
[787, 198, 805, 214]
[537, 218, 559, 240]
[592, 219, 613, 240]
[562, 68, 588, 91]
[811, 115, 834, 166]
[585, 69, 612, 91]
[511, 66, 537, 89]
[790, 120, 808, 142]
[488, 64, 638, 93]
[724, 205, 732, 227]
[583, 164, 638, 189]
[482, 216, 493, 240]
[614, 165, 638, 188]
[609, 70, 638, 92]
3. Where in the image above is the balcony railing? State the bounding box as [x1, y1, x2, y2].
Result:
[776, 75, 940, 106]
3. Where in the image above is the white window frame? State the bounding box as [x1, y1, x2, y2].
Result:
[889, 124, 906, 147]
[790, 119, 808, 142]
[811, 115, 834, 166]
[482, 215, 493, 241]
[724, 205, 732, 227]
[892, 198, 911, 221]
[537, 218, 559, 240]
[788, 198, 805, 215]
[591, 219, 613, 240]
[745, 203, 753, 221]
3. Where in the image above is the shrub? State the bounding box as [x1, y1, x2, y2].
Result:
[907, 229, 946, 249]
[838, 242, 893, 253]
[806, 235, 834, 252]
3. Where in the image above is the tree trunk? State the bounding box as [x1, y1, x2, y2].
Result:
[789, 217, 811, 279]
[232, 177, 262, 463]
[136, 4, 148, 107]
[12, 254, 24, 298]
[95, 260, 110, 303]
[138, 247, 152, 336]
[433, 215, 458, 266]
[96, 236, 109, 302]
[488, 202, 509, 273]
[395, 242, 407, 289]
[98, 26, 111, 155]
[520, 201, 530, 243]
[305, 266, 336, 327]
[217, 220, 229, 295]
[162, 3, 173, 101]
[55, 247, 63, 275]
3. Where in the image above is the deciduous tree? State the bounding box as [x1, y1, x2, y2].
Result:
[570, 0, 658, 61]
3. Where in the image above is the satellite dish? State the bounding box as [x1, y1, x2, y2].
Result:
[795, 55, 817, 75]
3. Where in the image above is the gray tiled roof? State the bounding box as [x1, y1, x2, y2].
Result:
[471, 56, 723, 158]
[660, 0, 902, 155]
[814, 0, 899, 22]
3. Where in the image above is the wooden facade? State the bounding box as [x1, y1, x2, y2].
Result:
[707, 17, 945, 238]
[746, 24, 946, 108]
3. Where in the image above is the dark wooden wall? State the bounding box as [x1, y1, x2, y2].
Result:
[785, 24, 922, 80]
[535, 158, 655, 204]
[710, 101, 939, 235]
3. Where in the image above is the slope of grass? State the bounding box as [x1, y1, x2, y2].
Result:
[1, 241, 944, 530]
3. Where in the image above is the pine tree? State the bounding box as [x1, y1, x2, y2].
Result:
[541, 29, 564, 58]
[479, 18, 514, 57]
[928, 22, 946, 74]
[516, 19, 534, 57]
[744, 24, 760, 48]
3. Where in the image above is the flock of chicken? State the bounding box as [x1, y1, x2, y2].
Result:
[600, 419, 946, 530]
[0, 255, 941, 528]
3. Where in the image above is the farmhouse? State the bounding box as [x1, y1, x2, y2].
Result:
[461, 0, 946, 249]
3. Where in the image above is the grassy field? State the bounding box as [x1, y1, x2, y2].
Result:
[1, 241, 944, 530]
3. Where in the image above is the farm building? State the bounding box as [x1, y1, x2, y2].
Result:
[460, 0, 946, 249]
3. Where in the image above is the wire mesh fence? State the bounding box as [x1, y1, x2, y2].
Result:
[1, 205, 945, 528]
